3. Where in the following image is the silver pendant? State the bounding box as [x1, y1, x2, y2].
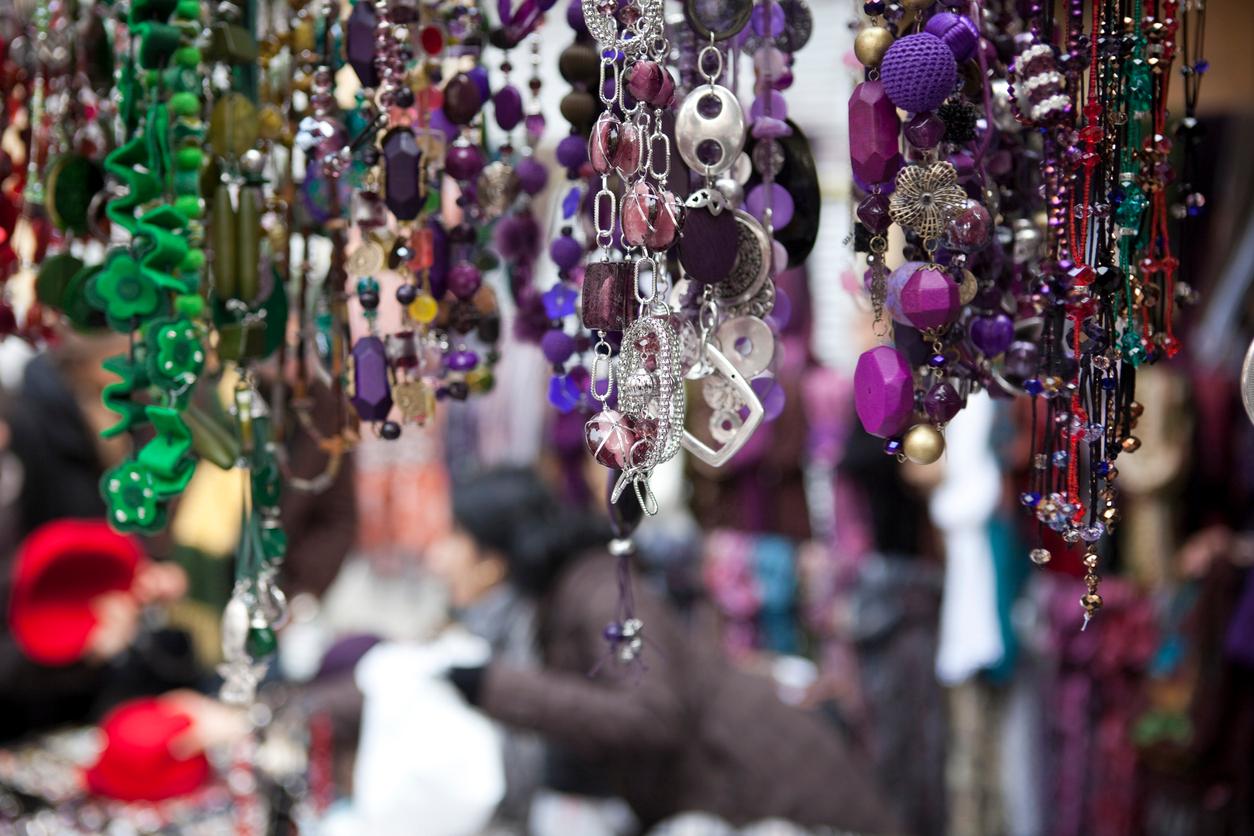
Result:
[713, 210, 771, 307]
[675, 84, 746, 179]
[716, 315, 775, 379]
[683, 342, 764, 467]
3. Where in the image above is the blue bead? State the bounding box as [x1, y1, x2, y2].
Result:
[1101, 377, 1117, 391]
[1019, 491, 1041, 508]
[1095, 460, 1111, 475]
[1024, 378, 1044, 396]
[884, 437, 903, 455]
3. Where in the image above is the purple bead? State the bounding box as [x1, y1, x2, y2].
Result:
[556, 134, 588, 169]
[447, 262, 483, 300]
[969, 312, 1015, 357]
[445, 142, 486, 181]
[1004, 340, 1040, 380]
[745, 183, 794, 228]
[856, 193, 892, 233]
[899, 266, 960, 330]
[350, 337, 393, 422]
[447, 349, 479, 372]
[550, 235, 583, 271]
[541, 330, 576, 364]
[382, 129, 422, 220]
[855, 346, 915, 438]
[883, 437, 903, 455]
[443, 73, 483, 125]
[428, 109, 458, 141]
[543, 282, 578, 319]
[524, 113, 547, 144]
[607, 468, 643, 537]
[924, 13, 980, 62]
[924, 381, 963, 423]
[467, 66, 492, 103]
[516, 156, 548, 195]
[565, 0, 587, 36]
[428, 220, 449, 299]
[849, 81, 903, 189]
[750, 90, 787, 121]
[880, 33, 958, 114]
[625, 61, 676, 108]
[752, 117, 793, 140]
[493, 85, 524, 131]
[752, 376, 787, 422]
[751, 2, 786, 37]
[770, 287, 792, 330]
[905, 112, 947, 150]
[346, 1, 380, 88]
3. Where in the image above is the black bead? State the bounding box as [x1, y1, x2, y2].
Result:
[359, 291, 380, 310]
[394, 87, 415, 108]
[396, 283, 418, 305]
[477, 313, 501, 343]
[446, 381, 470, 400]
[362, 146, 381, 166]
[938, 101, 978, 143]
[380, 421, 402, 440]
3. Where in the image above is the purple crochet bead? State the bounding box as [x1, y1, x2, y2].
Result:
[924, 13, 980, 63]
[549, 235, 583, 271]
[880, 33, 958, 114]
[556, 134, 588, 169]
[541, 330, 576, 364]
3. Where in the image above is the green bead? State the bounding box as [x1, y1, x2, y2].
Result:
[176, 0, 201, 20]
[246, 625, 278, 659]
[175, 293, 204, 317]
[175, 146, 204, 171]
[170, 91, 200, 117]
[181, 248, 206, 273]
[174, 194, 202, 219]
[174, 46, 201, 68]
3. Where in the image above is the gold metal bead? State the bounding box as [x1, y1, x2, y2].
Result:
[1100, 506, 1120, 524]
[1129, 401, 1144, 419]
[1104, 466, 1118, 481]
[902, 424, 946, 465]
[1083, 552, 1099, 569]
[1082, 592, 1104, 611]
[1121, 436, 1142, 453]
[854, 27, 894, 68]
[1029, 548, 1051, 566]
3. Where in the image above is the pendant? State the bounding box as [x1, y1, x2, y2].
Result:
[683, 341, 764, 467]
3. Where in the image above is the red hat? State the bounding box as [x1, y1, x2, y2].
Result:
[84, 697, 211, 801]
[9, 518, 142, 665]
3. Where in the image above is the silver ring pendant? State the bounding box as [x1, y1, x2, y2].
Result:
[713, 209, 770, 306]
[674, 84, 746, 179]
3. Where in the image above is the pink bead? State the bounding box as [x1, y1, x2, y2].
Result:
[848, 81, 903, 189]
[585, 409, 638, 468]
[622, 180, 681, 250]
[589, 113, 641, 177]
[854, 346, 915, 438]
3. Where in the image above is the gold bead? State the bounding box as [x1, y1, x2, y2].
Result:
[1082, 592, 1104, 611]
[1104, 465, 1118, 481]
[1029, 548, 1051, 566]
[1129, 401, 1144, 419]
[1100, 506, 1120, 524]
[1083, 552, 1099, 569]
[903, 0, 935, 9]
[1121, 436, 1141, 453]
[902, 424, 946, 465]
[854, 27, 894, 68]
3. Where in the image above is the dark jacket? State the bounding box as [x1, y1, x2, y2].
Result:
[478, 552, 902, 833]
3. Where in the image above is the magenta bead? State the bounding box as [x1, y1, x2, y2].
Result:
[849, 81, 903, 189]
[899, 266, 961, 330]
[854, 346, 915, 438]
[904, 112, 946, 149]
[447, 262, 483, 300]
[625, 61, 676, 108]
[445, 142, 486, 181]
[589, 113, 641, 177]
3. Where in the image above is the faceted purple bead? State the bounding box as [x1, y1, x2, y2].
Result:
[346, 1, 380, 89]
[905, 112, 946, 150]
[854, 345, 915, 438]
[448, 262, 483, 300]
[493, 84, 524, 131]
[969, 312, 1015, 357]
[351, 337, 393, 422]
[382, 129, 422, 220]
[447, 349, 479, 372]
[900, 266, 960, 330]
[849, 81, 903, 189]
[581, 261, 632, 332]
[924, 381, 963, 423]
[856, 192, 891, 233]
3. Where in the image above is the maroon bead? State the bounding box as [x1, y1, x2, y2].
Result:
[445, 141, 486, 181]
[589, 113, 641, 177]
[849, 81, 903, 189]
[443, 73, 484, 125]
[905, 112, 946, 150]
[585, 409, 637, 468]
[351, 337, 393, 422]
[382, 129, 422, 220]
[856, 192, 892, 234]
[581, 261, 633, 332]
[948, 201, 992, 250]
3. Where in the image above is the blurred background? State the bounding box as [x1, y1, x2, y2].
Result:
[0, 2, 1252, 835]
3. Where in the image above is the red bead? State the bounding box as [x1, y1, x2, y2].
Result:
[420, 26, 444, 55]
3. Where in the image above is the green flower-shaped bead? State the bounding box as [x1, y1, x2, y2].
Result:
[147, 317, 204, 391]
[101, 460, 165, 532]
[90, 251, 161, 328]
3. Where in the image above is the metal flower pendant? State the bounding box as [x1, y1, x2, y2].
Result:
[889, 161, 967, 243]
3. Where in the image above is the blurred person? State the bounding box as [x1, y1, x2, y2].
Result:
[427, 466, 901, 835]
